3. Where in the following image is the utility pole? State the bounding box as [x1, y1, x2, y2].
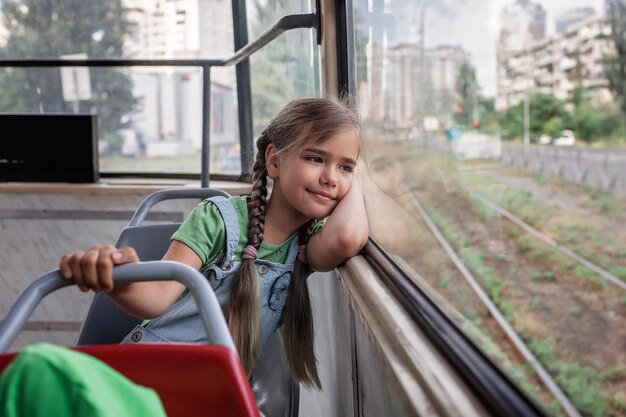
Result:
[472, 80, 478, 127]
[418, 0, 434, 142]
[523, 94, 530, 146]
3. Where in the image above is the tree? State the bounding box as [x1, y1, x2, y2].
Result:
[454, 61, 477, 127]
[604, 0, 626, 138]
[543, 116, 564, 137]
[573, 57, 623, 143]
[0, 0, 136, 153]
[499, 102, 524, 140]
[477, 97, 500, 135]
[499, 93, 572, 141]
[573, 102, 623, 143]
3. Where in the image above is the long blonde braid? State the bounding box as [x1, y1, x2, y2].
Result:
[227, 129, 270, 375]
[283, 219, 321, 387]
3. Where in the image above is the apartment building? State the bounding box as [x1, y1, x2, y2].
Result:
[496, 12, 613, 111]
[499, 0, 547, 53]
[381, 42, 469, 131]
[384, 42, 420, 129]
[425, 45, 469, 126]
[555, 7, 595, 33]
[121, 0, 236, 155]
[427, 45, 469, 94]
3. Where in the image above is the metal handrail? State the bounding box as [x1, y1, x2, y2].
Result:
[222, 14, 317, 66]
[0, 12, 318, 187]
[127, 188, 229, 227]
[0, 13, 317, 69]
[0, 261, 236, 353]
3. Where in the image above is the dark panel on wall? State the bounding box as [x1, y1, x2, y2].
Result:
[0, 113, 99, 183]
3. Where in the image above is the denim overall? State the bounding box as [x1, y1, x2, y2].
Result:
[121, 196, 299, 354]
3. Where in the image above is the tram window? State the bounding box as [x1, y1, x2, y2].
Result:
[0, 0, 241, 176]
[246, 0, 319, 137]
[354, 0, 626, 416]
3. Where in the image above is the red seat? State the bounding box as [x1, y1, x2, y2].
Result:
[0, 344, 260, 417]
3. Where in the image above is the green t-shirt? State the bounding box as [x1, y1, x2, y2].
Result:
[171, 196, 298, 270]
[144, 196, 322, 326]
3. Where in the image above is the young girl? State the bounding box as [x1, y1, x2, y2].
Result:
[57, 97, 368, 387]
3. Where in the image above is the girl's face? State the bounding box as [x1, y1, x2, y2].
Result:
[267, 126, 360, 221]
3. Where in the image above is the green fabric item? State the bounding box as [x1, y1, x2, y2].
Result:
[0, 343, 167, 417]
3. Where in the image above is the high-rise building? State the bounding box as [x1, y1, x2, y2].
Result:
[499, 0, 546, 52]
[384, 43, 420, 129]
[427, 45, 468, 94]
[123, 0, 202, 59]
[496, 12, 613, 111]
[121, 0, 237, 155]
[425, 45, 469, 126]
[197, 0, 233, 59]
[555, 7, 595, 33]
[122, 0, 233, 60]
[381, 42, 469, 130]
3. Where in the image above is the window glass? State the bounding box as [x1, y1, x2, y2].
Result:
[354, 1, 626, 416]
[246, 0, 319, 137]
[0, 0, 239, 175]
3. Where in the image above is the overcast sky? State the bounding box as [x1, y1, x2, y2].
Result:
[418, 0, 605, 97]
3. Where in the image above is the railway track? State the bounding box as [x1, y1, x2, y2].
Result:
[467, 190, 626, 292]
[404, 186, 583, 417]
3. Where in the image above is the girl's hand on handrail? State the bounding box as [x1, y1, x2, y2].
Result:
[59, 246, 140, 293]
[59, 242, 199, 319]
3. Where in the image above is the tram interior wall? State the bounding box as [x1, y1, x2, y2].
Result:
[302, 271, 410, 417]
[0, 190, 202, 351]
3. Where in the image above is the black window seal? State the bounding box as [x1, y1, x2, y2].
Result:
[362, 239, 548, 417]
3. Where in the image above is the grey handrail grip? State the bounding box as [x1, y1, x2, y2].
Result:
[222, 13, 317, 66]
[0, 261, 236, 354]
[128, 188, 229, 227]
[0, 274, 72, 353]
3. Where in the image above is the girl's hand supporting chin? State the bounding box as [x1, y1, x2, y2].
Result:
[306, 175, 369, 272]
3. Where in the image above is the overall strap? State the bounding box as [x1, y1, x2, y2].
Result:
[208, 196, 240, 270]
[283, 231, 301, 266]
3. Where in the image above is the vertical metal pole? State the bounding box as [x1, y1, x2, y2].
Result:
[201, 65, 211, 187]
[370, 0, 384, 122]
[472, 80, 478, 126]
[523, 94, 530, 147]
[336, 0, 355, 99]
[232, 0, 254, 182]
[72, 70, 80, 113]
[157, 73, 164, 140]
[419, 0, 432, 142]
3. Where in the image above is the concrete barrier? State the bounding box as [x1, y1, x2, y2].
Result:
[500, 144, 626, 196]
